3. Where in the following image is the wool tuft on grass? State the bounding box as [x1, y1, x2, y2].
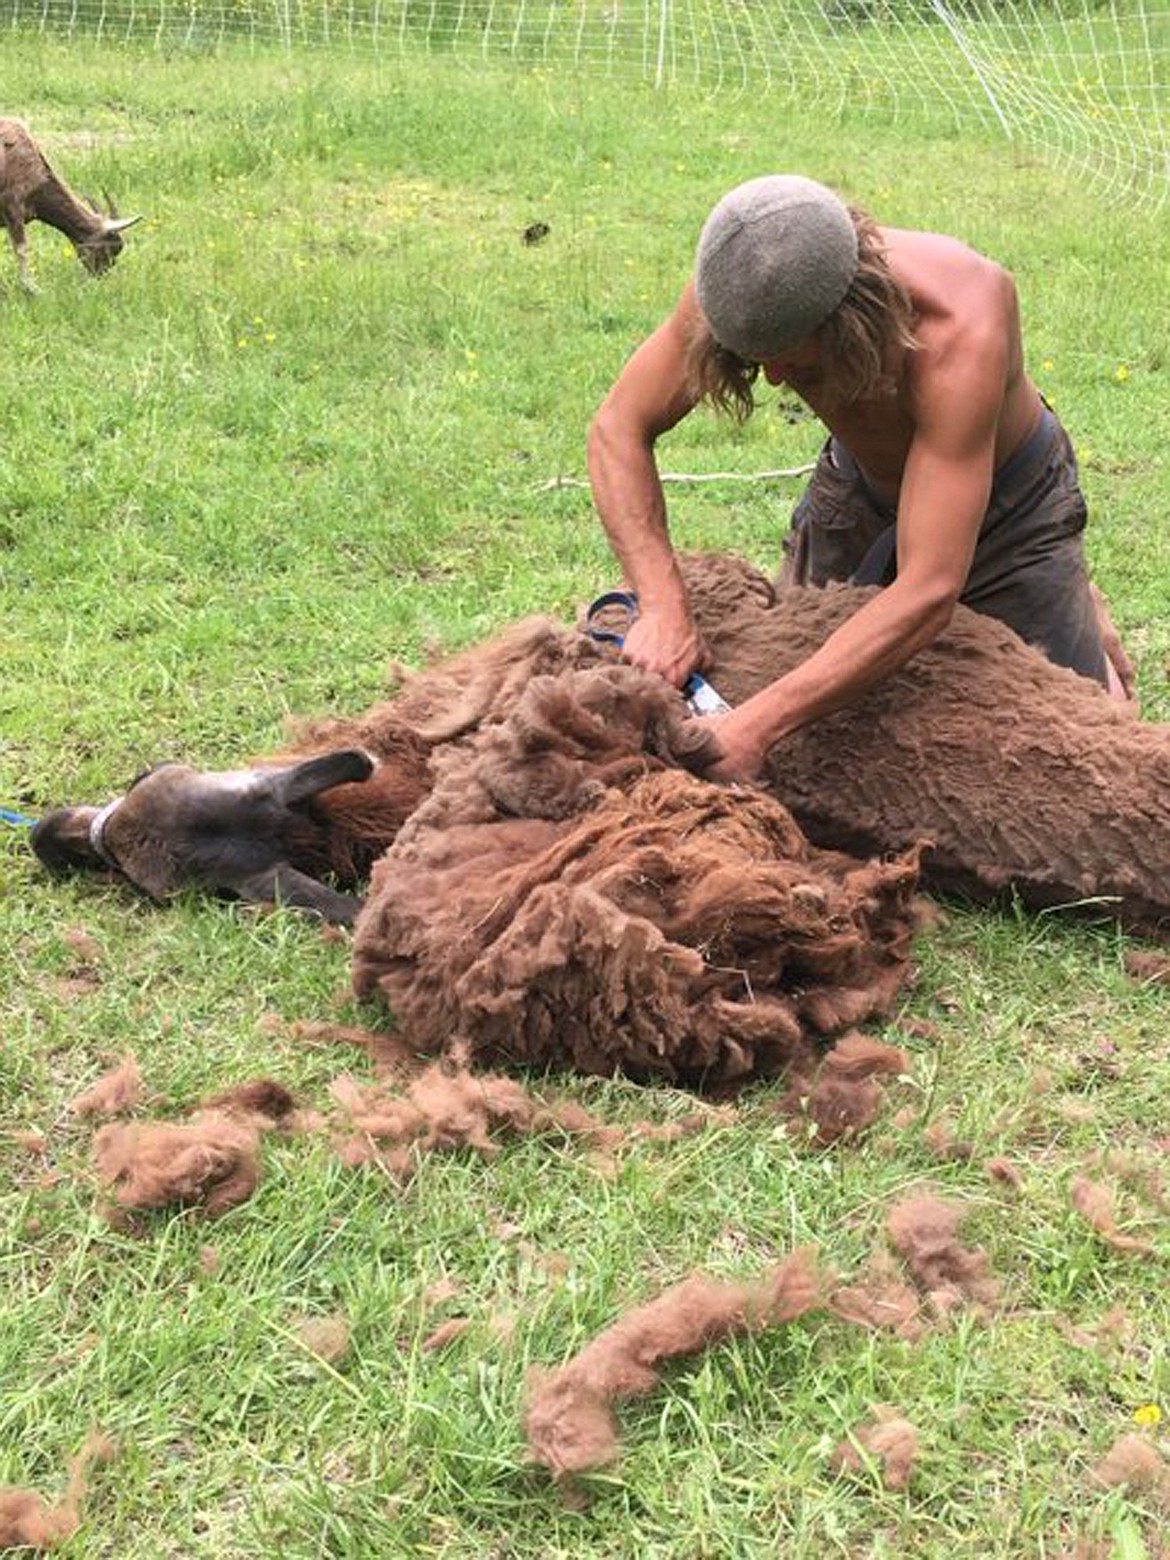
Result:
[524, 1248, 820, 1477]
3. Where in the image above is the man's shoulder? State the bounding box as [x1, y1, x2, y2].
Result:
[886, 228, 1014, 351]
[882, 225, 1004, 288]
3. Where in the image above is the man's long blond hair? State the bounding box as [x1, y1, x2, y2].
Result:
[685, 207, 919, 420]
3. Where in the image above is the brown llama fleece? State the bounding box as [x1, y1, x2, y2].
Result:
[92, 1080, 295, 1219]
[687, 562, 1170, 937]
[886, 1193, 1000, 1316]
[94, 1113, 262, 1219]
[1092, 1434, 1170, 1502]
[830, 1405, 920, 1489]
[274, 616, 612, 882]
[68, 1055, 144, 1117]
[1070, 1175, 1156, 1256]
[421, 557, 1170, 930]
[351, 675, 923, 1085]
[524, 1248, 820, 1476]
[777, 1030, 911, 1146]
[328, 1052, 725, 1170]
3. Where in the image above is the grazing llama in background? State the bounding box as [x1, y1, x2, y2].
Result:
[0, 117, 140, 290]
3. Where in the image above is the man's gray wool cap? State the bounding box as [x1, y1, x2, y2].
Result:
[695, 175, 859, 361]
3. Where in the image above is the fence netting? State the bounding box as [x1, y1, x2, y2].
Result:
[6, 0, 1168, 209]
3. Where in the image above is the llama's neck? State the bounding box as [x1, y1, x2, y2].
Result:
[30, 173, 103, 246]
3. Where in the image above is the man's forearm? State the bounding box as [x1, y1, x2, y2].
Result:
[586, 418, 689, 613]
[732, 580, 956, 750]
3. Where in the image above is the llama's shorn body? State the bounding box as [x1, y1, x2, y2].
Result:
[335, 554, 1170, 939]
[698, 566, 1169, 934]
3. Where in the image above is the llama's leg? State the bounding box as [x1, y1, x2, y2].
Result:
[229, 861, 365, 926]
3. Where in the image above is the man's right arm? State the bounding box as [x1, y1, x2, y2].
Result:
[587, 282, 706, 686]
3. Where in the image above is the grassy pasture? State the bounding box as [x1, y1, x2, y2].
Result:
[1, 33, 1168, 1558]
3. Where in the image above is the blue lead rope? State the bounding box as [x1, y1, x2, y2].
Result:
[1, 807, 37, 827]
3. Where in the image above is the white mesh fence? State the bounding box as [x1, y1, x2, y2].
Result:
[6, 0, 1168, 209]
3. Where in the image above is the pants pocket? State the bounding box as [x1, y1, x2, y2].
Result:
[784, 456, 894, 586]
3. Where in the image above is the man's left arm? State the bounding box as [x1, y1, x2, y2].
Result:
[706, 325, 1007, 779]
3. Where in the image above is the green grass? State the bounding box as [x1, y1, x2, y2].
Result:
[1, 33, 1168, 1559]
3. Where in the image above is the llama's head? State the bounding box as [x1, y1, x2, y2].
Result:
[30, 748, 376, 924]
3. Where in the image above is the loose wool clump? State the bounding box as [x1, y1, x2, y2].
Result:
[68, 1055, 144, 1118]
[0, 1434, 114, 1551]
[830, 1405, 920, 1490]
[92, 1079, 295, 1220]
[94, 1113, 263, 1219]
[524, 1248, 821, 1477]
[328, 1054, 724, 1172]
[886, 1194, 1000, 1317]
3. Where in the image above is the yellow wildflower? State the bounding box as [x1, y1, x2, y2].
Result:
[1115, 364, 1130, 382]
[1133, 1403, 1162, 1427]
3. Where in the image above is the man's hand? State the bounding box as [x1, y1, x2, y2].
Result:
[1089, 583, 1137, 703]
[621, 606, 709, 690]
[697, 710, 770, 783]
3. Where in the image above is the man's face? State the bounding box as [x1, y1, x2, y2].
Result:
[758, 336, 822, 386]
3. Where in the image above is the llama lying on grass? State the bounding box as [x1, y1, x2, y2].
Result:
[30, 552, 1170, 941]
[0, 117, 140, 290]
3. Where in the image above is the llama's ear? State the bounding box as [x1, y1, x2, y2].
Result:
[103, 215, 143, 234]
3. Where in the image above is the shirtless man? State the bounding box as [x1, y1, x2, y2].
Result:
[588, 174, 1132, 780]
